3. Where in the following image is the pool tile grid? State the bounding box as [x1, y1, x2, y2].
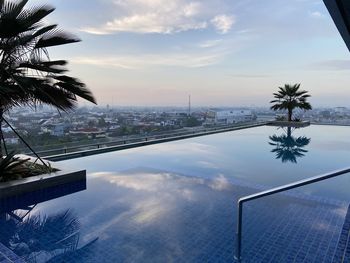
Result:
[243, 203, 304, 262]
[308, 208, 343, 263]
[332, 204, 350, 263]
[253, 205, 302, 262]
[292, 205, 336, 263]
[0, 243, 26, 263]
[238, 198, 347, 263]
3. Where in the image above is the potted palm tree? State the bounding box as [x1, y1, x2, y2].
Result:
[269, 84, 312, 127]
[0, 0, 95, 186]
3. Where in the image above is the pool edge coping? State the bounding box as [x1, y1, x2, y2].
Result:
[0, 155, 86, 199]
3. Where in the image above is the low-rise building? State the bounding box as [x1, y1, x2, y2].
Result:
[206, 109, 256, 125]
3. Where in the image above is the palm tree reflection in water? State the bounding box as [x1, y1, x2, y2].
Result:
[269, 127, 311, 163]
[0, 209, 98, 263]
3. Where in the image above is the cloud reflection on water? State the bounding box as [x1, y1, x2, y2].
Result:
[82, 171, 234, 234]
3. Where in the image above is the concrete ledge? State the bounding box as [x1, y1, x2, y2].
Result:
[0, 155, 86, 199]
[0, 179, 86, 212]
[267, 120, 310, 128]
[311, 122, 350, 127]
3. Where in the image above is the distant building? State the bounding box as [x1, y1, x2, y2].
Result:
[206, 109, 256, 125]
[70, 128, 106, 139]
[334, 107, 348, 115]
[50, 124, 66, 137]
[320, 110, 331, 118]
[2, 126, 13, 133]
[4, 135, 19, 145]
[40, 122, 68, 137]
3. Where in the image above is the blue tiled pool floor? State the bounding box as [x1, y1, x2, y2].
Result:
[0, 170, 349, 262]
[0, 242, 26, 263]
[333, 204, 350, 263]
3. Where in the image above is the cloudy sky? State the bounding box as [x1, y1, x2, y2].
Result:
[38, 0, 350, 107]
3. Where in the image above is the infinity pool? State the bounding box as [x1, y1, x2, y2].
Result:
[1, 125, 350, 262]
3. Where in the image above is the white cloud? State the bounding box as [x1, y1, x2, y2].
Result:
[82, 0, 208, 34]
[211, 14, 235, 34]
[85, 13, 207, 34]
[208, 174, 231, 191]
[143, 142, 219, 155]
[196, 160, 219, 169]
[183, 2, 201, 17]
[236, 29, 254, 34]
[72, 52, 225, 69]
[108, 172, 171, 192]
[81, 0, 235, 35]
[198, 39, 222, 48]
[309, 11, 324, 18]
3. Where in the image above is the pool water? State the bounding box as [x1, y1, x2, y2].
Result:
[1, 125, 350, 262]
[65, 125, 350, 201]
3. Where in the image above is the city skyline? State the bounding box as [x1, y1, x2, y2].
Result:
[35, 0, 350, 107]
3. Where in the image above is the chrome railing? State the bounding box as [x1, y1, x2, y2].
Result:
[235, 167, 350, 261]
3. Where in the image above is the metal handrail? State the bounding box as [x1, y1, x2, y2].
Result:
[235, 167, 350, 261]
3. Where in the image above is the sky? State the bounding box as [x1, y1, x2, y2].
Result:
[34, 0, 350, 107]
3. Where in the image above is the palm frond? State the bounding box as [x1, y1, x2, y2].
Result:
[35, 30, 80, 49]
[1, 0, 28, 19]
[0, 0, 5, 11]
[18, 5, 55, 27]
[54, 76, 96, 104]
[32, 24, 57, 38]
[0, 152, 30, 182]
[0, 0, 96, 113]
[19, 59, 68, 73]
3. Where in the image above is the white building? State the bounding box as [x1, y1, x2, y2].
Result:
[51, 124, 66, 137]
[206, 110, 255, 125]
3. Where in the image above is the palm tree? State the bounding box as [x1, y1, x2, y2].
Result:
[0, 0, 96, 156]
[270, 84, 311, 122]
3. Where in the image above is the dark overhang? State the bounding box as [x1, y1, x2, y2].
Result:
[323, 0, 350, 52]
